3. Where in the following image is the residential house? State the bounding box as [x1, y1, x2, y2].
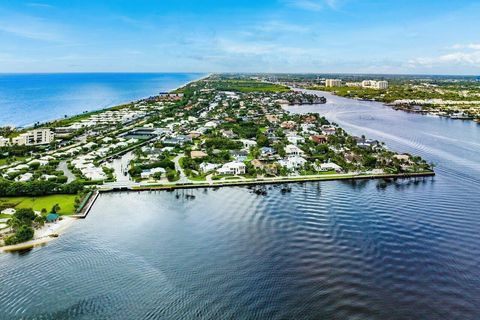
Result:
[191, 150, 208, 159]
[285, 144, 304, 157]
[310, 135, 328, 144]
[199, 162, 220, 173]
[240, 139, 257, 149]
[315, 162, 343, 173]
[278, 156, 307, 170]
[286, 134, 305, 145]
[230, 150, 248, 162]
[217, 161, 246, 175]
[141, 167, 166, 179]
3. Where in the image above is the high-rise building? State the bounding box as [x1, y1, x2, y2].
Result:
[325, 79, 342, 87]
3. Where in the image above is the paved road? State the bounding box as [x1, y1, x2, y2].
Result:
[57, 160, 76, 183]
[172, 154, 190, 183]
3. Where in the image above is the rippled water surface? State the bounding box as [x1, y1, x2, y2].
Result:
[0, 73, 203, 127]
[1, 92, 479, 319]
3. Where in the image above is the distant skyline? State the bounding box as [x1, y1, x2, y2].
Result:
[1, 0, 480, 75]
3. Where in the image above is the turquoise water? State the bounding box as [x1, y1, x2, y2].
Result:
[0, 73, 204, 127]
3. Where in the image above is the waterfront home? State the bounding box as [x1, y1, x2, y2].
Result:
[199, 162, 220, 173]
[315, 162, 343, 173]
[278, 156, 307, 170]
[394, 154, 411, 162]
[141, 167, 166, 179]
[217, 162, 246, 175]
[354, 137, 380, 149]
[285, 144, 305, 157]
[322, 127, 337, 136]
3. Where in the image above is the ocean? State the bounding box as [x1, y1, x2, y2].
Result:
[0, 73, 204, 127]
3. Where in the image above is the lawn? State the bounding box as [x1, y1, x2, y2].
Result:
[0, 195, 77, 215]
[0, 156, 28, 166]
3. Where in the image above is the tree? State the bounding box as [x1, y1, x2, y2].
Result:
[13, 208, 36, 225]
[51, 204, 61, 213]
[34, 215, 45, 228]
[14, 225, 34, 243]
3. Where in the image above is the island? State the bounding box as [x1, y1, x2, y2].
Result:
[0, 74, 434, 250]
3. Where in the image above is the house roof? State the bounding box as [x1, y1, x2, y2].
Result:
[46, 213, 59, 222]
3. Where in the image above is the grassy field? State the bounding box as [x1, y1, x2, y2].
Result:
[0, 156, 28, 166]
[212, 80, 290, 93]
[0, 195, 77, 215]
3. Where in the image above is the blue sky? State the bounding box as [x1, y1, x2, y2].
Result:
[1, 0, 480, 74]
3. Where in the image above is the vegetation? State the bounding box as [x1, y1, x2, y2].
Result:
[0, 194, 78, 215]
[3, 208, 38, 245]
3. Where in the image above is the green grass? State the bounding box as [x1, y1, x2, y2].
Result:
[0, 156, 28, 166]
[0, 195, 77, 215]
[188, 175, 207, 181]
[212, 80, 290, 93]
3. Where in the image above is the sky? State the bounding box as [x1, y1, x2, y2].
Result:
[1, 0, 480, 74]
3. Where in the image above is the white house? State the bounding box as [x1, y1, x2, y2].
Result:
[17, 172, 33, 182]
[0, 136, 9, 147]
[278, 156, 307, 170]
[217, 162, 246, 175]
[141, 167, 166, 179]
[199, 162, 220, 173]
[286, 134, 305, 145]
[315, 162, 343, 173]
[240, 139, 257, 149]
[285, 144, 304, 157]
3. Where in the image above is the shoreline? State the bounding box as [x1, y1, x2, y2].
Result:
[0, 216, 77, 253]
[3, 73, 210, 129]
[303, 87, 480, 123]
[100, 171, 435, 192]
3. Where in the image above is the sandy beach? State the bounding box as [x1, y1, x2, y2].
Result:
[0, 217, 77, 253]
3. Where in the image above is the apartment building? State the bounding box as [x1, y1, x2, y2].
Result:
[325, 79, 342, 87]
[12, 128, 55, 146]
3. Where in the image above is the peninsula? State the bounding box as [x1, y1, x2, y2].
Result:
[0, 75, 434, 249]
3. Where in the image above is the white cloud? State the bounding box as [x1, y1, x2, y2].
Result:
[451, 43, 480, 50]
[409, 42, 480, 68]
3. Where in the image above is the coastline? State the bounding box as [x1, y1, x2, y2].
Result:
[3, 73, 210, 129]
[302, 87, 480, 123]
[0, 216, 76, 253]
[0, 75, 435, 253]
[100, 171, 435, 192]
